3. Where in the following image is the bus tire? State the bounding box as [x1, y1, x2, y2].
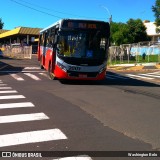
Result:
[48, 63, 57, 80]
[40, 56, 44, 69]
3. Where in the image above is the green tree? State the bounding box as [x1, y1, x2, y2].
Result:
[127, 18, 150, 43]
[110, 22, 129, 45]
[110, 19, 150, 45]
[152, 0, 160, 32]
[0, 18, 4, 29]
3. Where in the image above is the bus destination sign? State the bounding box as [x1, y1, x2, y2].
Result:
[63, 21, 98, 29]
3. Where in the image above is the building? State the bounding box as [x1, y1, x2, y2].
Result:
[143, 20, 160, 42]
[0, 27, 41, 46]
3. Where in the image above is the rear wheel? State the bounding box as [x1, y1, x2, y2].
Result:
[48, 63, 57, 80]
[39, 56, 44, 69]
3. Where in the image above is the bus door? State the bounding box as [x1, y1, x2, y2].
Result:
[42, 32, 48, 67]
[47, 30, 59, 79]
[51, 30, 59, 74]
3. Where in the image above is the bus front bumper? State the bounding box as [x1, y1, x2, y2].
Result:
[54, 65, 106, 80]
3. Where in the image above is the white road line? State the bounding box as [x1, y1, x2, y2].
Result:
[0, 84, 7, 86]
[148, 71, 160, 74]
[24, 73, 41, 80]
[0, 129, 67, 147]
[10, 73, 24, 81]
[0, 95, 25, 100]
[24, 67, 40, 70]
[22, 71, 46, 73]
[0, 112, 49, 123]
[0, 71, 46, 73]
[0, 90, 17, 94]
[0, 102, 34, 109]
[0, 87, 12, 90]
[39, 73, 48, 78]
[139, 74, 160, 78]
[126, 74, 154, 80]
[147, 72, 160, 75]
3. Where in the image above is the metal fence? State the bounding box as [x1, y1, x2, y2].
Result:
[2, 45, 32, 59]
[109, 41, 160, 65]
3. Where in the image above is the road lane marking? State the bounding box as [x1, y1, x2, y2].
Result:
[0, 113, 49, 123]
[24, 67, 40, 70]
[139, 73, 160, 78]
[0, 70, 46, 73]
[0, 84, 7, 86]
[0, 87, 12, 90]
[0, 90, 17, 94]
[24, 73, 41, 80]
[0, 95, 25, 100]
[53, 156, 92, 160]
[39, 72, 48, 78]
[10, 73, 24, 81]
[0, 129, 67, 147]
[126, 74, 154, 80]
[0, 102, 34, 109]
[148, 71, 160, 74]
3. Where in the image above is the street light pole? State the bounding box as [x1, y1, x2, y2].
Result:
[100, 5, 112, 23]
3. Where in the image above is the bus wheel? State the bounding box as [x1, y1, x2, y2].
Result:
[48, 63, 56, 80]
[40, 56, 44, 69]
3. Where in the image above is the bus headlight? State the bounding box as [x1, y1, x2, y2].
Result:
[99, 67, 106, 74]
[57, 62, 67, 72]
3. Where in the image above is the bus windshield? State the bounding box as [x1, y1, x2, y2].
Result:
[57, 30, 107, 59]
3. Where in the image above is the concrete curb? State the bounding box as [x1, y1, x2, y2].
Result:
[108, 63, 160, 71]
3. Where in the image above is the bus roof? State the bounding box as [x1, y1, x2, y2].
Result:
[40, 19, 63, 33]
[40, 19, 109, 33]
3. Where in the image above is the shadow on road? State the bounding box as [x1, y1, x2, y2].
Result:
[60, 71, 160, 87]
[0, 56, 24, 76]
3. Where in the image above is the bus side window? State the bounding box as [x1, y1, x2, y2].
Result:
[40, 34, 44, 46]
[46, 28, 56, 48]
[43, 32, 47, 47]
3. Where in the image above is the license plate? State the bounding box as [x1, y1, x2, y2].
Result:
[79, 74, 87, 78]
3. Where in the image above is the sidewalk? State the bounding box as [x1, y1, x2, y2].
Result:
[108, 63, 160, 71]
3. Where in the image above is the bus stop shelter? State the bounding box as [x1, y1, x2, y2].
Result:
[0, 27, 41, 46]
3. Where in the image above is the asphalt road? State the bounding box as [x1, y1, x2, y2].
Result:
[0, 56, 160, 160]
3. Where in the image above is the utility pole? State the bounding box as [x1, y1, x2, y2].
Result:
[100, 5, 112, 23]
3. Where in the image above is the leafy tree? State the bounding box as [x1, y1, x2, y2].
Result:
[152, 0, 160, 32]
[0, 18, 4, 29]
[127, 18, 150, 43]
[152, 0, 160, 26]
[110, 19, 150, 45]
[110, 22, 129, 45]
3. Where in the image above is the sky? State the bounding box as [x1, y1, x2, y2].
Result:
[0, 0, 156, 30]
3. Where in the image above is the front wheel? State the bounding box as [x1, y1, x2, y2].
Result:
[48, 63, 57, 80]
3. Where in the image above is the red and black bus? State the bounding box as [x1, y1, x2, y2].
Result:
[38, 19, 110, 80]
